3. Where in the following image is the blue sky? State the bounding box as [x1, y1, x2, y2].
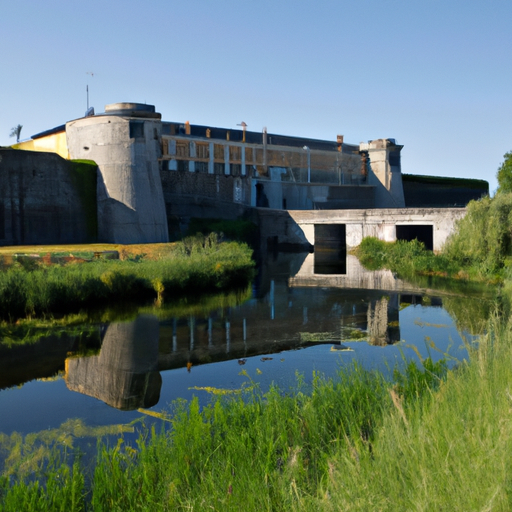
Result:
[1, 0, 511, 193]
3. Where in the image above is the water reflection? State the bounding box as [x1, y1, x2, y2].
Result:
[0, 251, 494, 432]
[368, 295, 400, 346]
[64, 315, 161, 411]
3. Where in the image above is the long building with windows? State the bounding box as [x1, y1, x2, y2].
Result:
[6, 102, 487, 246]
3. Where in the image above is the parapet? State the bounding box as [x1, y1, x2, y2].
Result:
[359, 139, 401, 151]
[103, 102, 161, 119]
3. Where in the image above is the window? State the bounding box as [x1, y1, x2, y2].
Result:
[129, 121, 144, 139]
[195, 162, 209, 173]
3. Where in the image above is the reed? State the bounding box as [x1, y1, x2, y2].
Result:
[0, 236, 255, 321]
[0, 356, 449, 511]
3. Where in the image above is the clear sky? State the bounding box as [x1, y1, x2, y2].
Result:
[1, 0, 511, 193]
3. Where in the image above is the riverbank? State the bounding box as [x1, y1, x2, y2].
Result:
[2, 313, 511, 510]
[0, 235, 255, 321]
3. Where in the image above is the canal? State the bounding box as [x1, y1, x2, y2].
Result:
[0, 251, 490, 467]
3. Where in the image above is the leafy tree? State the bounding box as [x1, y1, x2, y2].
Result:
[9, 124, 23, 143]
[497, 151, 512, 193]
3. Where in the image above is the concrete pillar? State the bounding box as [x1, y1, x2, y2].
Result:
[360, 139, 405, 208]
[208, 142, 214, 174]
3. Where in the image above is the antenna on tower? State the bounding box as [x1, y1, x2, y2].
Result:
[86, 71, 95, 111]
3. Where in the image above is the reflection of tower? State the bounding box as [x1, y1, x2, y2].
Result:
[367, 294, 400, 346]
[65, 315, 161, 410]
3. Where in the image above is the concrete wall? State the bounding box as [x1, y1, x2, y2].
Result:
[253, 180, 375, 210]
[66, 104, 169, 244]
[160, 170, 253, 237]
[257, 207, 466, 253]
[0, 149, 96, 245]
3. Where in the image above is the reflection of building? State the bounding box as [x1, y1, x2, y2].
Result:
[367, 295, 400, 346]
[65, 315, 161, 410]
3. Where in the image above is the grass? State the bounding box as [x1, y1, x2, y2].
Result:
[320, 318, 512, 511]
[0, 356, 450, 511]
[6, 327, 510, 511]
[0, 234, 255, 322]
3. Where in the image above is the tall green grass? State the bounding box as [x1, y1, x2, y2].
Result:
[443, 192, 512, 277]
[0, 235, 254, 321]
[319, 317, 512, 511]
[0, 357, 449, 511]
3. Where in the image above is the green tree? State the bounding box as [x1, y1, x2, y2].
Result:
[9, 124, 23, 143]
[497, 151, 512, 193]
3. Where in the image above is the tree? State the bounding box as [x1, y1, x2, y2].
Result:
[9, 124, 23, 143]
[497, 151, 512, 193]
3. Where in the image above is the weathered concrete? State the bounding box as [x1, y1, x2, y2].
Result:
[360, 139, 405, 208]
[66, 103, 169, 244]
[0, 149, 97, 245]
[257, 207, 466, 253]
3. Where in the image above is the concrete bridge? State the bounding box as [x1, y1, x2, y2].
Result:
[256, 207, 466, 253]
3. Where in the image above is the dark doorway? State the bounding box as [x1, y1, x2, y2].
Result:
[396, 224, 433, 251]
[314, 224, 346, 274]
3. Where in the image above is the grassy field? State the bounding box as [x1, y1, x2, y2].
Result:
[0, 235, 255, 321]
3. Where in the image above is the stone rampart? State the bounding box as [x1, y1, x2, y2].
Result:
[0, 149, 97, 245]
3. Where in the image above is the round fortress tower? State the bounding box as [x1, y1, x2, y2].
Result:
[66, 103, 169, 243]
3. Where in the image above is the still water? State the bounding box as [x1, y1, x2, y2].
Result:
[0, 252, 489, 443]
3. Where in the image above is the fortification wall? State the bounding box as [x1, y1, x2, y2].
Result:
[0, 149, 96, 246]
[403, 175, 489, 207]
[160, 171, 253, 237]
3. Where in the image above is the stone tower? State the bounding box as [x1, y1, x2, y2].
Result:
[360, 139, 405, 208]
[66, 103, 169, 243]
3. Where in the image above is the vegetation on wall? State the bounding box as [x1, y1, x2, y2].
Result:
[402, 173, 489, 191]
[67, 160, 98, 241]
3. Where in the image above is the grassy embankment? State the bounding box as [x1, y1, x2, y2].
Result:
[0, 234, 255, 322]
[3, 196, 512, 510]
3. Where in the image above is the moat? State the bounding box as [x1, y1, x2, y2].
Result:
[0, 252, 488, 447]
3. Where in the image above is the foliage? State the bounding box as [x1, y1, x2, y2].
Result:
[393, 357, 447, 406]
[444, 193, 512, 276]
[0, 236, 255, 322]
[9, 124, 22, 143]
[496, 151, 512, 193]
[354, 236, 456, 278]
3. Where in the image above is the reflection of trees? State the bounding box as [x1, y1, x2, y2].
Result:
[442, 296, 493, 336]
[65, 315, 161, 410]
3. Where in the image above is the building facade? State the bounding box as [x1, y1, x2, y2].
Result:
[9, 102, 487, 246]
